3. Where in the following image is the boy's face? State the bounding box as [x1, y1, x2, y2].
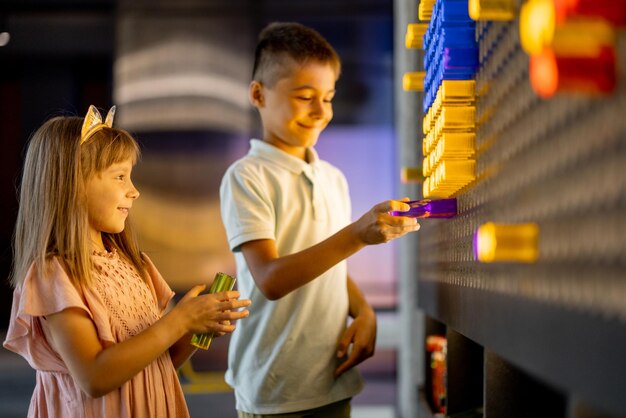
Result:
[251, 60, 337, 160]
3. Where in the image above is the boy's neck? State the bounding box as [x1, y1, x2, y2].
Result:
[263, 138, 310, 162]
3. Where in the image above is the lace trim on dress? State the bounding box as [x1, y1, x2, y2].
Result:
[92, 248, 118, 259]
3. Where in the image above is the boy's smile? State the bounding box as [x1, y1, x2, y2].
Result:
[251, 60, 337, 161]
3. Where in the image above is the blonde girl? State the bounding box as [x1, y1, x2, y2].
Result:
[3, 106, 251, 418]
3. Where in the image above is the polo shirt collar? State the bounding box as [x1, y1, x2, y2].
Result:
[249, 139, 319, 174]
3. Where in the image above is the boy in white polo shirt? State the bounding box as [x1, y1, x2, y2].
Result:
[220, 22, 420, 417]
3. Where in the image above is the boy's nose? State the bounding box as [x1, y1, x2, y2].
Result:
[310, 99, 331, 119]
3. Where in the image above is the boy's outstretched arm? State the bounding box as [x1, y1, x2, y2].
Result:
[240, 199, 420, 300]
[335, 276, 377, 377]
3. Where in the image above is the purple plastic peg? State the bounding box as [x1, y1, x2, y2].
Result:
[390, 198, 457, 218]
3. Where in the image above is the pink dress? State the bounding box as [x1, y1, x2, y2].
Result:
[3, 251, 190, 418]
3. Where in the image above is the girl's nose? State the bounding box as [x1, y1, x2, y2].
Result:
[128, 181, 140, 199]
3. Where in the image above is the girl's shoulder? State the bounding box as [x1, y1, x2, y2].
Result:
[6, 256, 91, 335]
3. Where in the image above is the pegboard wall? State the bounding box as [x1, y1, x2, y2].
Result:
[418, 5, 626, 325]
[406, 0, 626, 415]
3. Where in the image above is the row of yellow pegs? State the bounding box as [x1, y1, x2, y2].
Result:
[399, 6, 430, 186]
[421, 80, 477, 198]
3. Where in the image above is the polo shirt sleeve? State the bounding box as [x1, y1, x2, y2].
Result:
[220, 164, 276, 252]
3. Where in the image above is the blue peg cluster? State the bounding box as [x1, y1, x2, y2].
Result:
[423, 0, 478, 111]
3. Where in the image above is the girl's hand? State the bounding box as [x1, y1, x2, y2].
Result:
[353, 198, 420, 245]
[175, 285, 251, 335]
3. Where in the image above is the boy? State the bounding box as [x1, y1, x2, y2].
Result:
[220, 22, 420, 417]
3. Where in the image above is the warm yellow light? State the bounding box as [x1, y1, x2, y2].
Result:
[520, 0, 556, 55]
[550, 18, 615, 57]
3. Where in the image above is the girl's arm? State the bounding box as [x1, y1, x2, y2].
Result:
[241, 199, 419, 300]
[44, 287, 250, 398]
[168, 333, 196, 369]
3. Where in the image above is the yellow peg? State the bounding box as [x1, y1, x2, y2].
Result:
[474, 222, 540, 263]
[469, 0, 516, 21]
[403, 72, 426, 91]
[405, 23, 428, 49]
[400, 167, 425, 184]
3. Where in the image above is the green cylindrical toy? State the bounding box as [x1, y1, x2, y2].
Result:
[190, 272, 237, 350]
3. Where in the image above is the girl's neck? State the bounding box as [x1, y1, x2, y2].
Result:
[91, 235, 107, 253]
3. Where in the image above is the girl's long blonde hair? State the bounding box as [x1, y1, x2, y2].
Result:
[11, 116, 145, 287]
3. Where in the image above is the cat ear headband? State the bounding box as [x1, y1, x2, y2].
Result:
[80, 105, 116, 144]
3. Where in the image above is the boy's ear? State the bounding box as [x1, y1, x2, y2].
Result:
[249, 80, 265, 108]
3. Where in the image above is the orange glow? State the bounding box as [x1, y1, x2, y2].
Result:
[530, 49, 559, 98]
[531, 46, 616, 97]
[553, 0, 578, 22]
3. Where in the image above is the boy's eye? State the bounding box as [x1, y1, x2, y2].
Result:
[297, 96, 312, 101]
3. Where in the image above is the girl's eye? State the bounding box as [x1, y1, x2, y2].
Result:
[297, 96, 312, 101]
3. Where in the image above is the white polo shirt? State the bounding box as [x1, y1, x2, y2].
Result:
[220, 139, 363, 414]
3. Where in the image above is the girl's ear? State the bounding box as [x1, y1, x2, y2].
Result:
[249, 80, 265, 108]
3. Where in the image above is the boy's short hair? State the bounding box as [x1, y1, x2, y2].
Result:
[252, 22, 341, 86]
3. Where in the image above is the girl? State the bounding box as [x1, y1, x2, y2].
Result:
[3, 106, 251, 417]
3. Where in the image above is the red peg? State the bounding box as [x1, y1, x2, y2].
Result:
[530, 47, 616, 98]
[553, 0, 626, 25]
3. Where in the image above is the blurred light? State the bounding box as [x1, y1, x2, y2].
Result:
[530, 46, 616, 98]
[115, 73, 249, 109]
[530, 49, 559, 97]
[554, 0, 626, 25]
[474, 222, 539, 263]
[549, 19, 615, 57]
[520, 0, 556, 55]
[0, 32, 9, 47]
[469, 0, 516, 21]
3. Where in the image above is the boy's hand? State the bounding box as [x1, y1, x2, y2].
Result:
[354, 198, 420, 245]
[334, 309, 377, 378]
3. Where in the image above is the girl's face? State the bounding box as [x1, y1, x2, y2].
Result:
[85, 158, 139, 248]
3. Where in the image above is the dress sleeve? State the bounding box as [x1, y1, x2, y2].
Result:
[2, 258, 93, 371]
[141, 253, 175, 315]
